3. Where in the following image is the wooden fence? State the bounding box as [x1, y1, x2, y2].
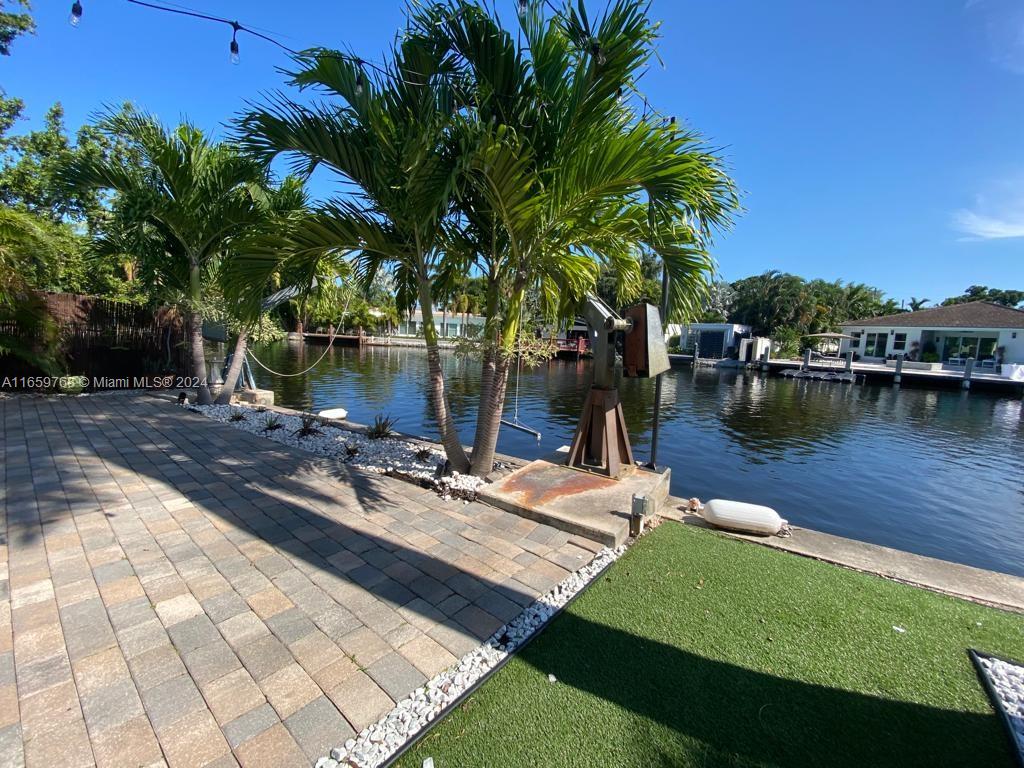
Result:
[0, 292, 189, 388]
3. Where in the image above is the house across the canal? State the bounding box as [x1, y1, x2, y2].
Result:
[396, 310, 486, 338]
[840, 301, 1024, 367]
[665, 322, 752, 359]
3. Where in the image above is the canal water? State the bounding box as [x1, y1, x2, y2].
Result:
[249, 342, 1024, 578]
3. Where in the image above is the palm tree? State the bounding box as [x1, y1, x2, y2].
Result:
[62, 109, 275, 404]
[236, 0, 736, 478]
[235, 30, 473, 470]
[428, 0, 738, 474]
[909, 296, 930, 312]
[215, 177, 310, 404]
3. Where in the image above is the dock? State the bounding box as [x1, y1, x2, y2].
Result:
[767, 359, 1024, 394]
[668, 352, 1024, 394]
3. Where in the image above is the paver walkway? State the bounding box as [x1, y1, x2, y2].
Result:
[0, 393, 600, 768]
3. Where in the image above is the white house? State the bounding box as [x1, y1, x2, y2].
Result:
[396, 309, 486, 338]
[665, 322, 752, 359]
[840, 301, 1024, 367]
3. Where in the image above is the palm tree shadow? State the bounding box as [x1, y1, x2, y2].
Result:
[2, 394, 538, 636]
[518, 611, 1013, 767]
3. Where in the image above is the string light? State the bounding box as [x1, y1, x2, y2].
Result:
[230, 21, 240, 65]
[102, 0, 669, 125]
[69, 1, 83, 26]
[120, 0, 399, 77]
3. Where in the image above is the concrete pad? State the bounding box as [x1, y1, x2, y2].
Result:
[478, 460, 670, 546]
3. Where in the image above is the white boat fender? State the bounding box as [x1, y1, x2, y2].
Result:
[702, 499, 790, 537]
[318, 408, 349, 420]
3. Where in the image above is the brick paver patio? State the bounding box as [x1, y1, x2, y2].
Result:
[0, 393, 600, 768]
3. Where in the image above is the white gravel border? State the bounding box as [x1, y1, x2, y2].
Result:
[192, 404, 485, 500]
[318, 544, 626, 768]
[976, 654, 1024, 759]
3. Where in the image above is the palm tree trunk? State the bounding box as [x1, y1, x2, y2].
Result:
[188, 309, 213, 404]
[418, 276, 470, 472]
[469, 280, 501, 463]
[469, 350, 511, 476]
[469, 282, 521, 477]
[214, 330, 248, 404]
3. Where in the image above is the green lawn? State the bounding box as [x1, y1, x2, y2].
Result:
[398, 522, 1024, 768]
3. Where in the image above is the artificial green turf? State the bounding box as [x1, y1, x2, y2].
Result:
[398, 522, 1024, 768]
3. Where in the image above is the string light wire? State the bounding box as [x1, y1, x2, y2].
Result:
[76, 0, 674, 130]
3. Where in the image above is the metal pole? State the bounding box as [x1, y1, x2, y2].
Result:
[647, 265, 670, 470]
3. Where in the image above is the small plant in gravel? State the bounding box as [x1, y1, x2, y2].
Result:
[343, 442, 360, 460]
[415, 447, 433, 463]
[229, 409, 247, 422]
[294, 414, 323, 438]
[262, 413, 283, 432]
[366, 413, 398, 439]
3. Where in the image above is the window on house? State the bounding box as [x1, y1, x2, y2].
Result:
[978, 337, 998, 360]
[864, 332, 887, 357]
[892, 333, 907, 351]
[942, 336, 985, 360]
[848, 331, 861, 348]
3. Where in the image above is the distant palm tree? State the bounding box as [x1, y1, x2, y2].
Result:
[63, 110, 275, 404]
[909, 297, 930, 312]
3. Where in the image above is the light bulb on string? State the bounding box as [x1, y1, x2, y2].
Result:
[355, 59, 365, 96]
[229, 22, 240, 64]
[69, 1, 83, 26]
[590, 39, 605, 66]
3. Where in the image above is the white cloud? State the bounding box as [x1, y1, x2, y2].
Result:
[952, 208, 1024, 239]
[953, 184, 1024, 240]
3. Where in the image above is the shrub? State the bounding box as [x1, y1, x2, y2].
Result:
[262, 413, 283, 432]
[229, 409, 246, 422]
[294, 414, 323, 438]
[772, 326, 802, 359]
[366, 413, 398, 439]
[415, 447, 433, 462]
[922, 352, 940, 363]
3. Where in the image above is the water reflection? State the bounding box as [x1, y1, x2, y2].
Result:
[249, 342, 1024, 577]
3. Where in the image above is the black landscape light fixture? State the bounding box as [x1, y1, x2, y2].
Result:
[69, 1, 83, 26]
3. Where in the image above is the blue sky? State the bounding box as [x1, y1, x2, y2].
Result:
[5, 0, 1023, 304]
